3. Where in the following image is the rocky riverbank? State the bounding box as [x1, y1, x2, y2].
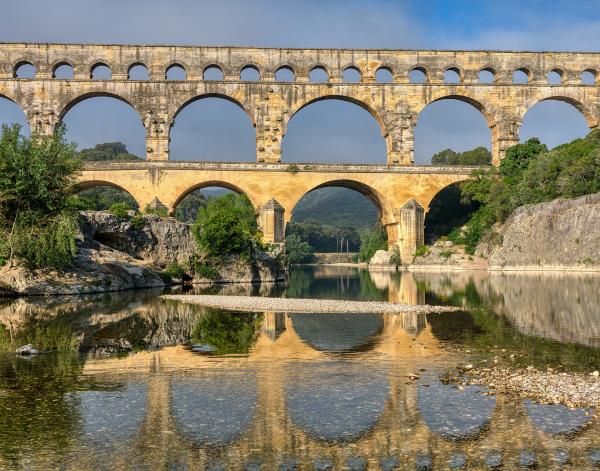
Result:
[0, 211, 285, 296]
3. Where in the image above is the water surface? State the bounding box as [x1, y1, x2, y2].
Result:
[0, 266, 599, 469]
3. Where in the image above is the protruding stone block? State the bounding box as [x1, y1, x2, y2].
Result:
[259, 198, 285, 244]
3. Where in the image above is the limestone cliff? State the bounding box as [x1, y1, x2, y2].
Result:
[487, 192, 600, 271]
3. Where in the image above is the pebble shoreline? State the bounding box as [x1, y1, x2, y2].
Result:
[161, 295, 461, 314]
[466, 366, 600, 409]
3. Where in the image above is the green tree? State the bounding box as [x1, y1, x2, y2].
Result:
[358, 225, 387, 262]
[192, 193, 260, 257]
[0, 124, 82, 267]
[77, 142, 143, 162]
[191, 309, 262, 355]
[431, 147, 491, 166]
[285, 233, 315, 263]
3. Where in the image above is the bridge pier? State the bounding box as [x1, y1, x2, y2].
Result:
[259, 198, 285, 244]
[396, 199, 425, 264]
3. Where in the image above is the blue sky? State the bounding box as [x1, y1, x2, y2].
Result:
[0, 0, 594, 163]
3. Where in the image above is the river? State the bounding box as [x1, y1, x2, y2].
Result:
[0, 266, 599, 470]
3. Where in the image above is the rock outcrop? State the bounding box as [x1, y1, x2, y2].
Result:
[0, 211, 285, 296]
[487, 192, 600, 271]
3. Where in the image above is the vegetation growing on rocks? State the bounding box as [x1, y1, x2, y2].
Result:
[0, 124, 82, 268]
[454, 130, 600, 253]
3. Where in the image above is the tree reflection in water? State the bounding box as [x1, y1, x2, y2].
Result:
[191, 308, 263, 355]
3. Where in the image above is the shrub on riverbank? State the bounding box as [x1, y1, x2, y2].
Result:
[456, 130, 600, 253]
[0, 124, 82, 268]
[358, 225, 387, 262]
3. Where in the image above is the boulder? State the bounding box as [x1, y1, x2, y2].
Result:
[368, 250, 392, 267]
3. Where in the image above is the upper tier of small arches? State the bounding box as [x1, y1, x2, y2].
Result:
[6, 50, 600, 86]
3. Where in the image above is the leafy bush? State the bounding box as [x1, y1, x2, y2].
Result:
[130, 214, 146, 229]
[389, 246, 402, 267]
[0, 124, 82, 268]
[358, 225, 387, 262]
[195, 262, 220, 279]
[109, 202, 131, 218]
[193, 194, 260, 257]
[160, 262, 188, 283]
[144, 203, 169, 217]
[285, 233, 314, 264]
[414, 245, 429, 258]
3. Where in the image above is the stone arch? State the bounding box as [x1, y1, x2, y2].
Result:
[169, 92, 255, 128]
[341, 64, 362, 82]
[513, 66, 532, 83]
[275, 65, 296, 82]
[52, 61, 74, 79]
[547, 67, 565, 85]
[202, 63, 225, 80]
[89, 61, 112, 79]
[443, 66, 463, 83]
[172, 180, 260, 213]
[240, 63, 261, 80]
[478, 66, 496, 83]
[127, 62, 149, 80]
[522, 93, 598, 129]
[375, 65, 394, 83]
[288, 94, 389, 139]
[0, 91, 30, 131]
[419, 91, 497, 128]
[57, 91, 143, 124]
[409, 65, 429, 83]
[308, 64, 331, 82]
[13, 60, 36, 78]
[72, 180, 142, 209]
[288, 179, 387, 227]
[165, 63, 187, 80]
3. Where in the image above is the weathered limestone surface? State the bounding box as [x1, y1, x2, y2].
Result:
[4, 42, 600, 258]
[488, 192, 600, 270]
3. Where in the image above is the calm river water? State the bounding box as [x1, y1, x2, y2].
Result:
[0, 267, 599, 470]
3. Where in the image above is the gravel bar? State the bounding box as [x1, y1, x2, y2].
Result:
[161, 294, 461, 314]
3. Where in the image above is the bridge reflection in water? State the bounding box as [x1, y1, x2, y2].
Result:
[65, 309, 598, 470]
[1, 268, 600, 469]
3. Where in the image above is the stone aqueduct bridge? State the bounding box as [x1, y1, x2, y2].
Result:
[2, 42, 600, 259]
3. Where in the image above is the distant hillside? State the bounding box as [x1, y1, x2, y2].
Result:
[78, 142, 143, 161]
[291, 187, 379, 228]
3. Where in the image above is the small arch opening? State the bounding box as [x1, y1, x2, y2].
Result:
[513, 68, 530, 84]
[128, 63, 149, 80]
[410, 68, 427, 84]
[166, 64, 186, 81]
[240, 65, 260, 81]
[275, 66, 295, 82]
[581, 70, 596, 85]
[91, 63, 112, 81]
[478, 68, 495, 84]
[203, 65, 224, 81]
[309, 66, 329, 83]
[444, 68, 461, 84]
[14, 62, 36, 79]
[53, 63, 74, 79]
[375, 67, 393, 83]
[342, 66, 361, 83]
[548, 69, 563, 85]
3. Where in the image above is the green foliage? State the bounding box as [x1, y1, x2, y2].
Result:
[285, 233, 315, 264]
[425, 183, 480, 242]
[108, 202, 131, 219]
[159, 262, 187, 283]
[0, 124, 82, 268]
[431, 146, 491, 166]
[195, 262, 220, 279]
[414, 245, 429, 258]
[192, 193, 260, 257]
[174, 190, 206, 222]
[191, 309, 262, 355]
[457, 131, 600, 253]
[358, 225, 387, 262]
[130, 213, 146, 229]
[144, 202, 169, 218]
[389, 246, 401, 267]
[77, 186, 138, 211]
[286, 164, 300, 174]
[77, 142, 143, 162]
[287, 220, 360, 252]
